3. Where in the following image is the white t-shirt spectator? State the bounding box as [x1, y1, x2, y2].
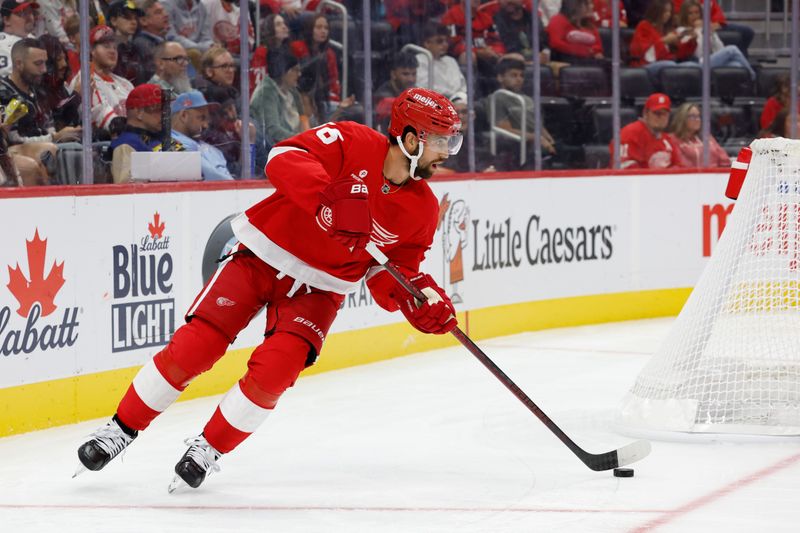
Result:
[69, 70, 134, 129]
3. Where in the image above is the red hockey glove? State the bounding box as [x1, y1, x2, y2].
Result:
[318, 178, 372, 251]
[396, 273, 457, 335]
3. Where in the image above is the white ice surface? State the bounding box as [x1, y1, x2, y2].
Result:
[2, 318, 799, 533]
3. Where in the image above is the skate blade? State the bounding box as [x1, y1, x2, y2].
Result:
[72, 463, 88, 479]
[167, 474, 188, 494]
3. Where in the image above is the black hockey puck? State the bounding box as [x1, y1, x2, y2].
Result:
[613, 467, 634, 478]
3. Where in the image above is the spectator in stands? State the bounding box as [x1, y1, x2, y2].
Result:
[148, 41, 192, 94]
[415, 22, 467, 103]
[132, 0, 170, 84]
[170, 90, 233, 180]
[162, 0, 213, 57]
[261, 12, 290, 53]
[442, 0, 504, 75]
[203, 0, 253, 55]
[37, 0, 74, 47]
[759, 109, 800, 139]
[668, 102, 730, 167]
[489, 56, 578, 169]
[64, 13, 79, 76]
[290, 13, 346, 123]
[374, 50, 417, 128]
[198, 45, 252, 177]
[37, 34, 80, 131]
[592, 0, 628, 28]
[629, 0, 698, 83]
[677, 0, 754, 80]
[672, 0, 753, 57]
[0, 37, 76, 184]
[250, 49, 308, 168]
[494, 0, 543, 61]
[108, 0, 145, 85]
[69, 25, 134, 134]
[546, 0, 605, 64]
[438, 95, 496, 173]
[109, 83, 165, 182]
[613, 92, 681, 169]
[0, 0, 38, 77]
[760, 75, 798, 131]
[385, 0, 447, 45]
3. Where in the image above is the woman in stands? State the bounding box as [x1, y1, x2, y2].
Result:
[668, 102, 730, 167]
[676, 0, 755, 80]
[289, 13, 355, 123]
[546, 0, 605, 64]
[759, 109, 800, 139]
[759, 75, 800, 131]
[249, 49, 309, 169]
[629, 0, 698, 83]
[38, 34, 81, 132]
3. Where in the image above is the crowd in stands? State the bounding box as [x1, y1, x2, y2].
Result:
[0, 0, 792, 187]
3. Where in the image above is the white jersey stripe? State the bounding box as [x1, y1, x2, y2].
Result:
[218, 382, 272, 433]
[131, 359, 181, 412]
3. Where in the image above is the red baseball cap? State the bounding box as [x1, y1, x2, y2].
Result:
[89, 24, 116, 46]
[0, 0, 39, 17]
[126, 84, 163, 110]
[644, 93, 671, 112]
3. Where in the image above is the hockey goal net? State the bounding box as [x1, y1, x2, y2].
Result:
[620, 138, 800, 436]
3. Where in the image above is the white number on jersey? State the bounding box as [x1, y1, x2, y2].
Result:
[315, 123, 344, 145]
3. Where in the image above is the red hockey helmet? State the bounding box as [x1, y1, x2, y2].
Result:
[388, 88, 463, 154]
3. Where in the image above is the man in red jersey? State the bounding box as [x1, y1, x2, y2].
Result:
[75, 88, 463, 491]
[611, 92, 681, 169]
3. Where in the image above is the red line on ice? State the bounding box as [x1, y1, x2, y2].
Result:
[630, 451, 800, 532]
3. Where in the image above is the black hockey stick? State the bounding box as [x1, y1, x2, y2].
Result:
[160, 88, 172, 152]
[365, 242, 651, 472]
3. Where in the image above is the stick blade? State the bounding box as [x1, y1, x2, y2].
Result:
[615, 439, 652, 467]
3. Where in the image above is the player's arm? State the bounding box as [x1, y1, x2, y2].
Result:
[265, 123, 372, 250]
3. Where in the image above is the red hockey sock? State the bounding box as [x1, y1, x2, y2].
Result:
[203, 333, 309, 453]
[117, 318, 230, 431]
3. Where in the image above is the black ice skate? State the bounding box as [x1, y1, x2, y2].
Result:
[74, 417, 138, 477]
[168, 434, 222, 493]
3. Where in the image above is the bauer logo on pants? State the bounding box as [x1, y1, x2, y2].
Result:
[0, 229, 80, 356]
[110, 212, 175, 353]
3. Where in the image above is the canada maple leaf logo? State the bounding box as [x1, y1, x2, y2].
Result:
[148, 212, 166, 239]
[6, 229, 65, 318]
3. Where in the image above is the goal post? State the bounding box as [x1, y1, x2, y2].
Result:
[619, 138, 800, 436]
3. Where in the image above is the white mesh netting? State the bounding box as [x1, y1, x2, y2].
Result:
[619, 138, 800, 436]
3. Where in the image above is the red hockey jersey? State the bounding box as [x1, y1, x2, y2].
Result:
[231, 121, 439, 296]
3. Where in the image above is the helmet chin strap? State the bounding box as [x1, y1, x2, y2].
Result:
[396, 135, 424, 181]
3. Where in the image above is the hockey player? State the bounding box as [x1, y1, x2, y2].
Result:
[76, 87, 462, 491]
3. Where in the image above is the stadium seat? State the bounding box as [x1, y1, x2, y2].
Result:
[716, 29, 743, 50]
[711, 106, 751, 143]
[757, 67, 789, 98]
[711, 67, 754, 104]
[584, 144, 610, 169]
[659, 67, 702, 102]
[371, 21, 394, 53]
[523, 65, 556, 97]
[592, 106, 638, 144]
[559, 66, 610, 98]
[541, 97, 576, 144]
[620, 68, 654, 105]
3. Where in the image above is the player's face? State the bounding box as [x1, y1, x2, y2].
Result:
[415, 137, 452, 179]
